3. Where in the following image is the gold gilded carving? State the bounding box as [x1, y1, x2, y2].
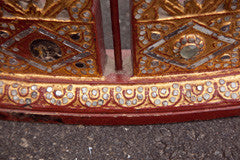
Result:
[132, 0, 240, 76]
[0, 0, 104, 77]
[0, 72, 240, 109]
[133, 0, 238, 20]
[43, 84, 76, 106]
[0, 0, 93, 21]
[8, 83, 40, 105]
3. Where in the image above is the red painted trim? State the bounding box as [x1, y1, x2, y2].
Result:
[92, 0, 106, 75]
[130, 0, 137, 76]
[0, 105, 239, 125]
[110, 0, 123, 71]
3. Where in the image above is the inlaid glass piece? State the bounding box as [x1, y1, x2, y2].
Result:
[180, 45, 199, 59]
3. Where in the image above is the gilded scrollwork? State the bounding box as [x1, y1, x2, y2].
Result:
[148, 84, 181, 107]
[182, 81, 215, 104]
[79, 86, 111, 107]
[43, 84, 76, 106]
[1, 73, 240, 109]
[8, 83, 40, 105]
[218, 79, 240, 100]
[113, 86, 147, 108]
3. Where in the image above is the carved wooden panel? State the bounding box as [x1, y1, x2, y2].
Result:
[131, 0, 240, 76]
[0, 0, 105, 77]
[0, 0, 239, 125]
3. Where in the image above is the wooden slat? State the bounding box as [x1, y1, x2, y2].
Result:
[110, 0, 123, 71]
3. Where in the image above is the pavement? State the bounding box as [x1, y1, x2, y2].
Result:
[0, 1, 240, 160]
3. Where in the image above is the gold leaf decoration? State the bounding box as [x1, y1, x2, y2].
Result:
[0, 0, 91, 21]
[161, 0, 225, 16]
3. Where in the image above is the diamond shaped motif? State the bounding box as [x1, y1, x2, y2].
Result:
[0, 23, 91, 74]
[143, 21, 238, 69]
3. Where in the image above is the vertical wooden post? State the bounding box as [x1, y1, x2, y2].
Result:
[110, 0, 123, 71]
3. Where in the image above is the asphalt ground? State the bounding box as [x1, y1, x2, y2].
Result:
[0, 1, 240, 159]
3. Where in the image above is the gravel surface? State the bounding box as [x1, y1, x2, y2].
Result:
[0, 1, 240, 160]
[0, 117, 240, 160]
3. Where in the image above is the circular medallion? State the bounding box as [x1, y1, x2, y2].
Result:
[30, 39, 62, 63]
[173, 34, 204, 60]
